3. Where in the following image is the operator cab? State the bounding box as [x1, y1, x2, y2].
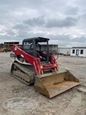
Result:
[22, 37, 49, 63]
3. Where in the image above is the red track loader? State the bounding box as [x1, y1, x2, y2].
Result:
[11, 37, 80, 98]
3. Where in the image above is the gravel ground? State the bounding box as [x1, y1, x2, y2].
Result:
[0, 52, 86, 115]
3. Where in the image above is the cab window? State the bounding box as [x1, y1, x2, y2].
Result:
[23, 42, 33, 50]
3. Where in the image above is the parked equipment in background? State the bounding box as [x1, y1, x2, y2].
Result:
[11, 37, 80, 98]
[0, 42, 19, 52]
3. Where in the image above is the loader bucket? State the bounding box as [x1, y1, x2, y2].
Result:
[34, 70, 80, 98]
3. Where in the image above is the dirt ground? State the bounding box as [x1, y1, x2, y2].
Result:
[0, 52, 86, 115]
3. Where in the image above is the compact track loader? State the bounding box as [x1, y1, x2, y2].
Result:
[11, 37, 80, 98]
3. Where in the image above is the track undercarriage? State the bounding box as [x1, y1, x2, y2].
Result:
[11, 61, 35, 85]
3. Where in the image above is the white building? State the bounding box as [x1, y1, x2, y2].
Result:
[71, 47, 86, 57]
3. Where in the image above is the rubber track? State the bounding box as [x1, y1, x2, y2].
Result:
[11, 62, 35, 86]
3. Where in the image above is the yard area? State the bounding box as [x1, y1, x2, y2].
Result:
[0, 52, 86, 115]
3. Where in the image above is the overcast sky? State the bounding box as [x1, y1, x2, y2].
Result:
[0, 0, 86, 46]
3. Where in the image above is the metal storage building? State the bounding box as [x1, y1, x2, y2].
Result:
[41, 44, 58, 52]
